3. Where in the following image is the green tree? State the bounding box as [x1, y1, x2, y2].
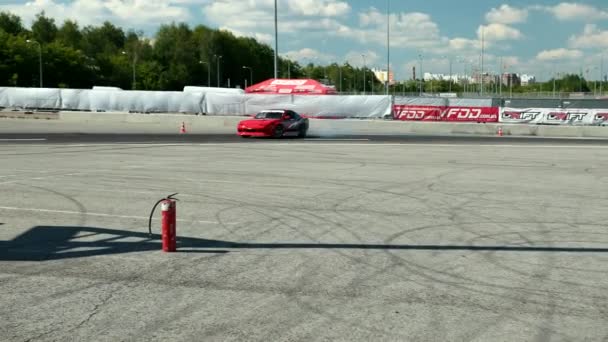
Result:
[1, 12, 355, 90]
[31, 11, 58, 44]
[0, 12, 24, 36]
[41, 41, 96, 88]
[0, 32, 41, 87]
[57, 20, 82, 49]
[153, 23, 197, 90]
[81, 21, 125, 57]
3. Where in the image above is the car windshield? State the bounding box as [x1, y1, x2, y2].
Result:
[255, 111, 283, 119]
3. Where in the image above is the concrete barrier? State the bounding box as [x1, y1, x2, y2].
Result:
[1, 111, 608, 138]
[57, 112, 243, 134]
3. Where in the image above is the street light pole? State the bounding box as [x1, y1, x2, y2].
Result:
[199, 61, 210, 86]
[214, 54, 222, 87]
[601, 55, 604, 96]
[418, 54, 423, 95]
[130, 51, 137, 90]
[242, 66, 253, 89]
[446, 56, 454, 93]
[460, 59, 467, 93]
[121, 50, 137, 90]
[553, 64, 556, 98]
[362, 54, 366, 95]
[26, 39, 42, 88]
[386, 0, 390, 95]
[480, 27, 485, 96]
[499, 57, 503, 97]
[273, 0, 278, 79]
[339, 64, 342, 93]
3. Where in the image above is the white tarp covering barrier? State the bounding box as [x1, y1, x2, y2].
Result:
[0, 87, 205, 114]
[448, 98, 494, 107]
[500, 107, 608, 126]
[183, 86, 244, 94]
[83, 90, 205, 113]
[204, 93, 392, 118]
[0, 87, 61, 109]
[2, 86, 605, 124]
[60, 89, 91, 111]
[394, 96, 493, 107]
[92, 86, 123, 91]
[394, 96, 447, 106]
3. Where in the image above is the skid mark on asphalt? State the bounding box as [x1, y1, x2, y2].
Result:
[0, 206, 240, 225]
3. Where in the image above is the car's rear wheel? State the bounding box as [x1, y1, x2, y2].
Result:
[240, 135, 251, 138]
[272, 125, 284, 138]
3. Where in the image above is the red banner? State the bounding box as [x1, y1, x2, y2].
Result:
[394, 105, 499, 122]
[393, 105, 444, 121]
[441, 106, 499, 122]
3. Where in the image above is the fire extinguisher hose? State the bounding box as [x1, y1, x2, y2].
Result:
[148, 193, 179, 237]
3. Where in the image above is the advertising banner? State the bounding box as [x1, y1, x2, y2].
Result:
[441, 106, 499, 122]
[204, 93, 393, 118]
[500, 108, 608, 125]
[393, 105, 443, 121]
[393, 105, 499, 122]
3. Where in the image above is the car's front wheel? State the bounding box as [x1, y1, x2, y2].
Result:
[272, 125, 284, 138]
[297, 125, 307, 138]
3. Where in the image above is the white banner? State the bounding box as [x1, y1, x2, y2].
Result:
[500, 107, 608, 126]
[0, 87, 61, 109]
[204, 94, 392, 118]
[81, 90, 205, 114]
[393, 96, 494, 107]
[0, 87, 390, 118]
[183, 86, 244, 95]
[0, 87, 206, 114]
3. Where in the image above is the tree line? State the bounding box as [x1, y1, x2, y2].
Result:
[0, 11, 599, 94]
[0, 11, 383, 92]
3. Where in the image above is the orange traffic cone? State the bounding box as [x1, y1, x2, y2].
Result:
[497, 126, 503, 136]
[180, 122, 186, 134]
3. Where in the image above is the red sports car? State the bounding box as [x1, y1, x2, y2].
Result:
[237, 109, 309, 138]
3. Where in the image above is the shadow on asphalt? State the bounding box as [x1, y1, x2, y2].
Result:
[1, 226, 608, 261]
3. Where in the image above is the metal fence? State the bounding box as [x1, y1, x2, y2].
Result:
[337, 90, 608, 100]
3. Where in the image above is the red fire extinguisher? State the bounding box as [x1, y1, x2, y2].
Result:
[148, 193, 179, 252]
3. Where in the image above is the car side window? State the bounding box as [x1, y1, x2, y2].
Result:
[283, 111, 293, 120]
[287, 111, 298, 120]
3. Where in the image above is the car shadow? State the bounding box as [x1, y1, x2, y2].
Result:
[1, 225, 607, 262]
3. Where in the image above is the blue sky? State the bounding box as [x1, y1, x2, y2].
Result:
[2, 0, 608, 81]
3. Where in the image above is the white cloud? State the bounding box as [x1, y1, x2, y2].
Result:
[0, 0, 191, 28]
[344, 50, 379, 67]
[485, 5, 528, 24]
[287, 0, 350, 17]
[222, 27, 273, 44]
[501, 56, 521, 68]
[568, 24, 608, 49]
[535, 2, 608, 21]
[536, 48, 583, 61]
[284, 48, 335, 63]
[345, 9, 444, 49]
[203, 0, 352, 45]
[449, 38, 481, 51]
[478, 23, 523, 41]
[359, 7, 384, 26]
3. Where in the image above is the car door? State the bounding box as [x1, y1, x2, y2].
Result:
[283, 110, 299, 132]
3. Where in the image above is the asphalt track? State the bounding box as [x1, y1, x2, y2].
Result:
[1, 134, 608, 341]
[2, 132, 608, 145]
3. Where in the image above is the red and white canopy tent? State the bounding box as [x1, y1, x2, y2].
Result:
[245, 79, 337, 95]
